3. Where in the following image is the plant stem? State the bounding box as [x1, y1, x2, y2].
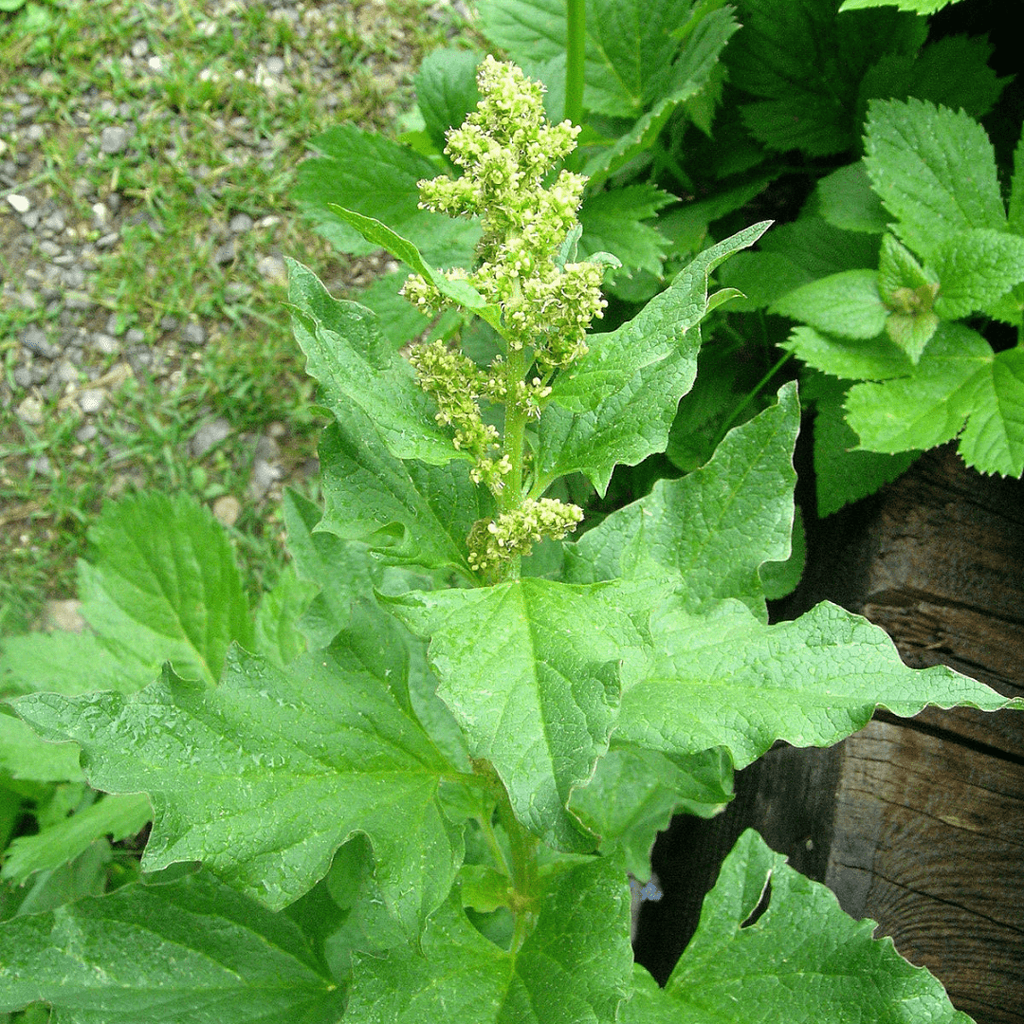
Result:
[498, 344, 528, 582]
[492, 769, 538, 952]
[565, 0, 585, 128]
[713, 350, 793, 450]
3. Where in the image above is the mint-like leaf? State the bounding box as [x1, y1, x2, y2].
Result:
[1009, 121, 1024, 237]
[581, 4, 740, 188]
[414, 47, 483, 155]
[807, 372, 919, 516]
[578, 184, 673, 284]
[841, 0, 965, 13]
[781, 325, 913, 381]
[771, 269, 889, 341]
[858, 33, 1007, 119]
[481, 0, 716, 120]
[864, 97, 1006, 260]
[845, 323, 1024, 476]
[1, 492, 252, 693]
[816, 162, 889, 234]
[729, 0, 922, 156]
[931, 228, 1024, 320]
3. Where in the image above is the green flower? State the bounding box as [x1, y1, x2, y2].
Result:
[402, 57, 614, 578]
[403, 55, 607, 365]
[467, 499, 585, 574]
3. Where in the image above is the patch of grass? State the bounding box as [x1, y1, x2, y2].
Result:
[0, 0, 471, 633]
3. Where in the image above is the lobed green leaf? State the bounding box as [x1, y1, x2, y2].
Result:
[288, 258, 465, 466]
[616, 598, 1021, 770]
[388, 578, 656, 852]
[345, 858, 633, 1024]
[570, 747, 732, 879]
[317, 406, 488, 575]
[535, 222, 771, 495]
[0, 870, 345, 1024]
[564, 382, 799, 620]
[13, 610, 464, 927]
[621, 829, 974, 1022]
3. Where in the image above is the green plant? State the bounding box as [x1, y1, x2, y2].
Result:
[294, 0, 1018, 518]
[725, 97, 1024, 512]
[1, 57, 1019, 1022]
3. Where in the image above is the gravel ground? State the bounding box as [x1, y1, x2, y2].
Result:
[0, 0, 472, 623]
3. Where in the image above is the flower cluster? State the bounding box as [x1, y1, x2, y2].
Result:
[408, 340, 512, 494]
[401, 55, 607, 367]
[402, 57, 608, 578]
[467, 499, 585, 574]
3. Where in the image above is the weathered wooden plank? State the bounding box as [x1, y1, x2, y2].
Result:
[828, 719, 1024, 1024]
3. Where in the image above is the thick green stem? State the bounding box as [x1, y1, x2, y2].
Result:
[492, 770, 539, 952]
[565, 0, 585, 128]
[498, 344, 529, 583]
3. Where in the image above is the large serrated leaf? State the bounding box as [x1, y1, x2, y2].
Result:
[0, 491, 251, 693]
[13, 611, 464, 928]
[728, 0, 923, 156]
[564, 382, 799, 620]
[534, 222, 771, 495]
[621, 829, 974, 1023]
[292, 121, 479, 265]
[414, 47, 483, 155]
[388, 578, 655, 852]
[580, 5, 740, 189]
[616, 598, 1021, 769]
[481, 0, 706, 120]
[863, 97, 1006, 260]
[0, 870, 345, 1024]
[345, 859, 632, 1024]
